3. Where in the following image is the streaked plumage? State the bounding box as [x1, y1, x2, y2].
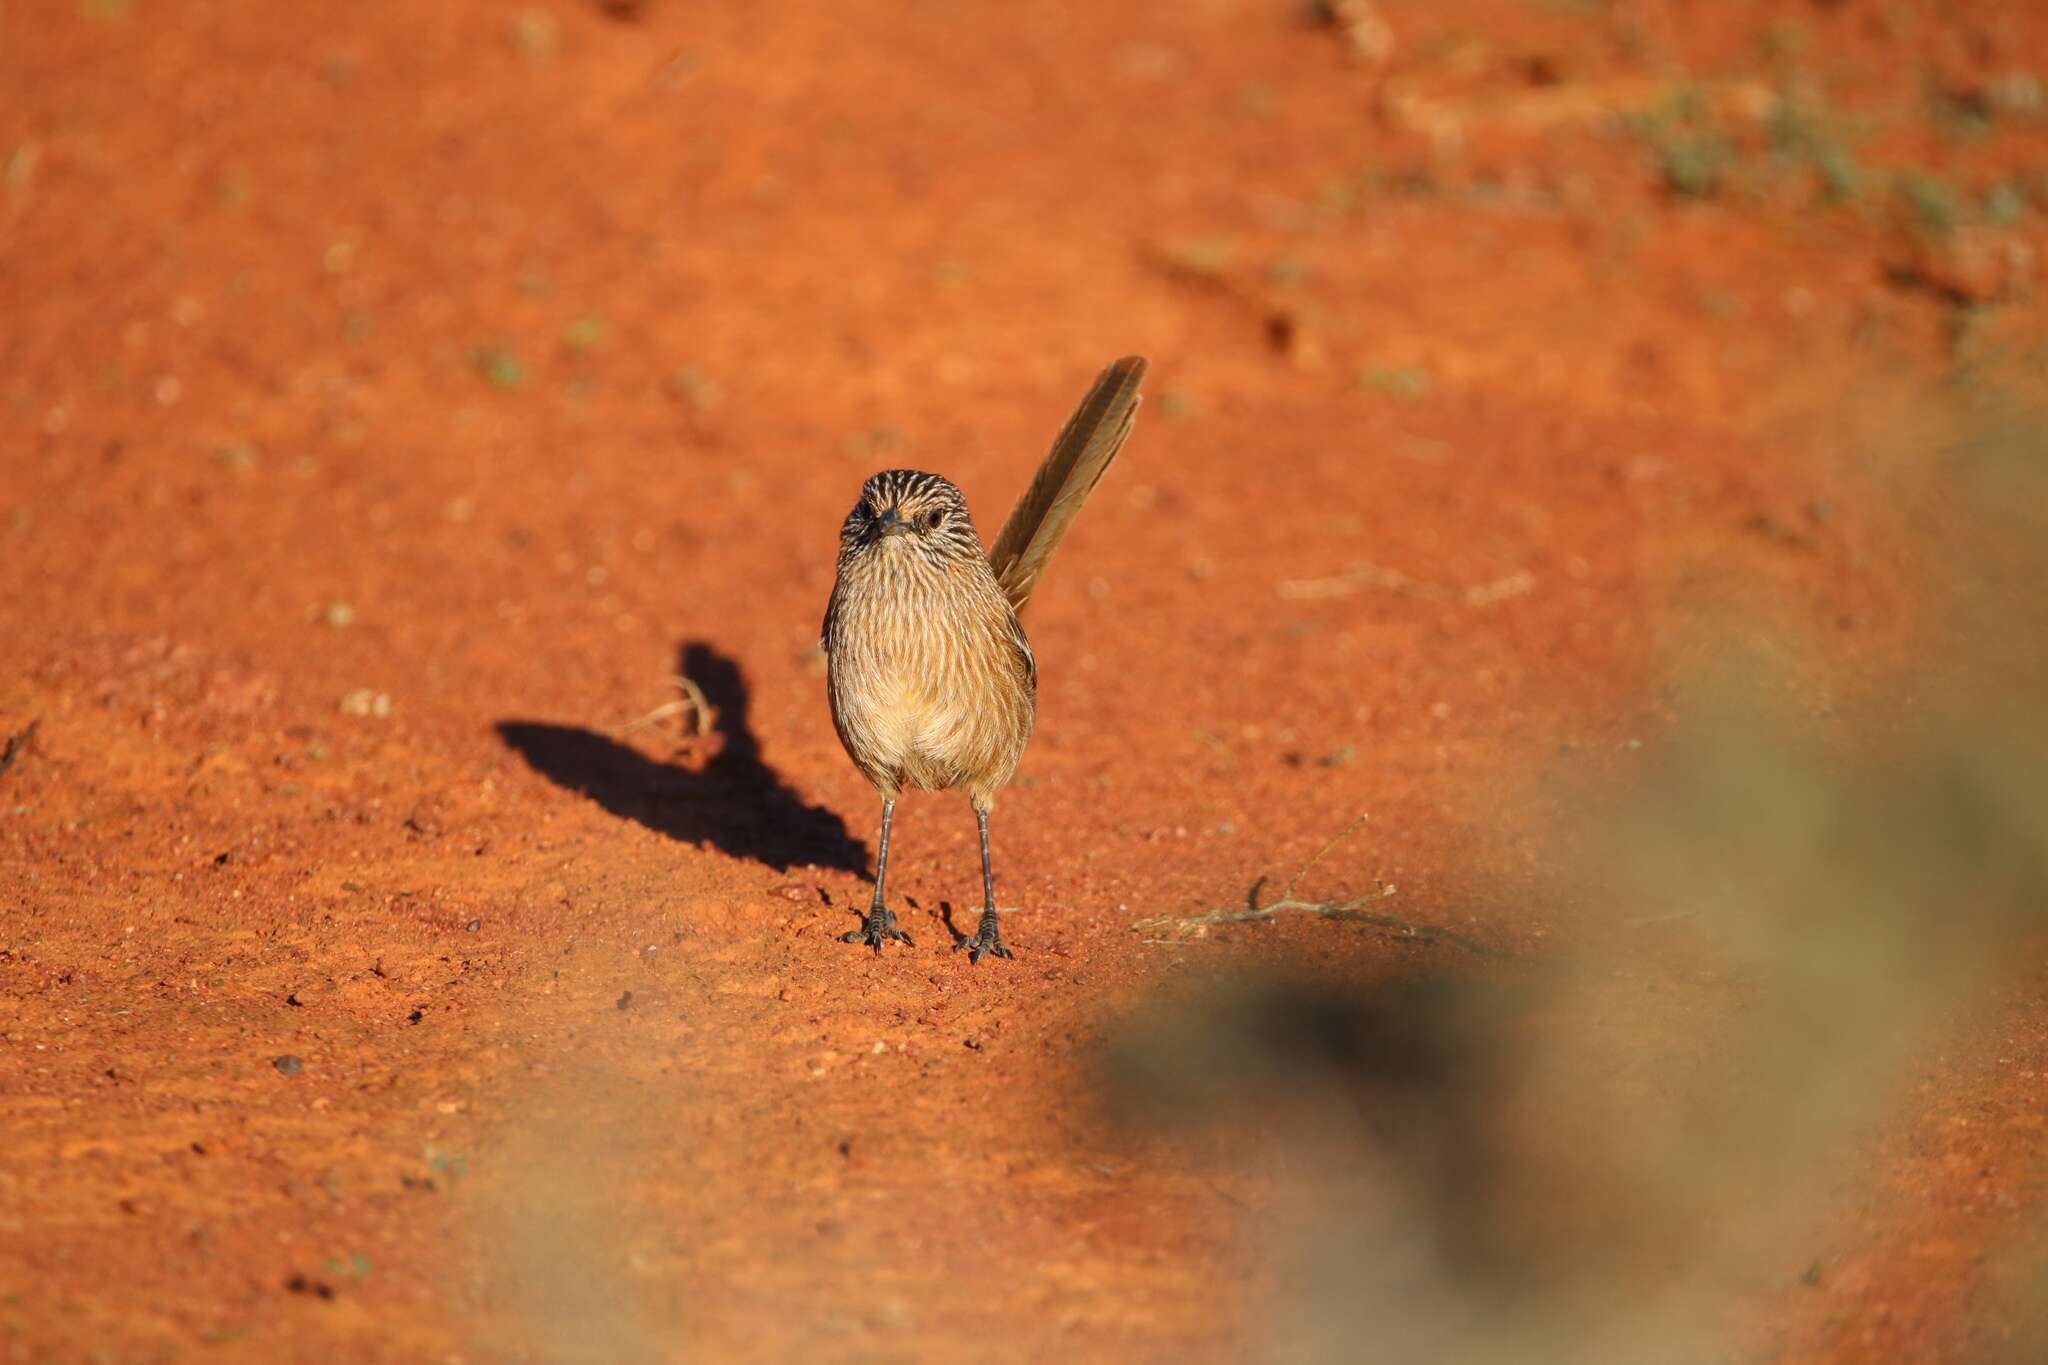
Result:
[825, 471, 1036, 808]
[823, 357, 1148, 962]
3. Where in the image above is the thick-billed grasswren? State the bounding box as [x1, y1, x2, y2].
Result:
[822, 357, 1147, 961]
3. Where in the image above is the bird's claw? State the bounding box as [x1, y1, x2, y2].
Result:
[841, 907, 913, 954]
[953, 918, 1014, 963]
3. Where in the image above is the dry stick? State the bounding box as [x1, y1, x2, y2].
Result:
[1133, 811, 1509, 957]
[1274, 562, 1534, 606]
[617, 676, 714, 739]
[1275, 811, 1371, 904]
[1163, 894, 1507, 957]
[0, 719, 39, 783]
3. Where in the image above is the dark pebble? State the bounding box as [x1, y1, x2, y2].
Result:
[615, 990, 633, 1011]
[272, 1055, 304, 1076]
[284, 1274, 335, 1300]
[464, 918, 482, 933]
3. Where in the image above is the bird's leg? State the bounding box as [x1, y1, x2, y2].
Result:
[955, 805, 1014, 963]
[842, 797, 913, 953]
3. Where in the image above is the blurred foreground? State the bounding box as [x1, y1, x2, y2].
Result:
[1107, 398, 2048, 1363]
[4, 1, 2048, 1361]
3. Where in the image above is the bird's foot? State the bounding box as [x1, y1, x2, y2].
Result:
[841, 905, 914, 954]
[953, 910, 1014, 964]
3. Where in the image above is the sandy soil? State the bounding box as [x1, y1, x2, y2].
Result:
[4, 1, 2047, 1361]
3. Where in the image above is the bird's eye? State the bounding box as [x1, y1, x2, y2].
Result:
[921, 510, 944, 532]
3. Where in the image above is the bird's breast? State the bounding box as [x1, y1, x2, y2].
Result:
[826, 559, 1034, 791]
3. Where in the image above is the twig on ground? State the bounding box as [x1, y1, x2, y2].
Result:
[0, 718, 40, 783]
[1136, 889, 1505, 957]
[1276, 812, 1370, 903]
[1275, 561, 1534, 607]
[618, 676, 714, 739]
[1129, 813, 1511, 957]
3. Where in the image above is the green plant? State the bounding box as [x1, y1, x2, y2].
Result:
[1984, 181, 2028, 226]
[470, 345, 527, 391]
[1894, 170, 1961, 240]
[1621, 90, 1736, 200]
[1764, 97, 1868, 203]
[562, 318, 609, 353]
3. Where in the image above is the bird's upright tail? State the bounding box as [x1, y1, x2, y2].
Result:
[987, 355, 1149, 614]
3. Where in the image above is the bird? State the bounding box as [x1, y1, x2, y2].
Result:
[821, 356, 1148, 962]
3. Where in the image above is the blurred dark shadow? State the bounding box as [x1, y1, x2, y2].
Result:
[1101, 969, 1516, 1266]
[497, 641, 868, 875]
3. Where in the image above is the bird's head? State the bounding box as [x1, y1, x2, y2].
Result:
[839, 469, 979, 565]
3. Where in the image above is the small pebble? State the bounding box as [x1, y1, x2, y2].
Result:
[273, 1055, 304, 1076]
[284, 1274, 334, 1300]
[464, 918, 482, 933]
[616, 991, 634, 1011]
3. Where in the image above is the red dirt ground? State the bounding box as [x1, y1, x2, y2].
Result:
[4, 1, 2047, 1361]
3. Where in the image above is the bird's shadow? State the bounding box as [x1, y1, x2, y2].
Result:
[496, 642, 869, 876]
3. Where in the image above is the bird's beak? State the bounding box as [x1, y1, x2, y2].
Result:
[875, 507, 909, 537]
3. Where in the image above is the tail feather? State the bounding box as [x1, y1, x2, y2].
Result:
[988, 355, 1148, 613]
